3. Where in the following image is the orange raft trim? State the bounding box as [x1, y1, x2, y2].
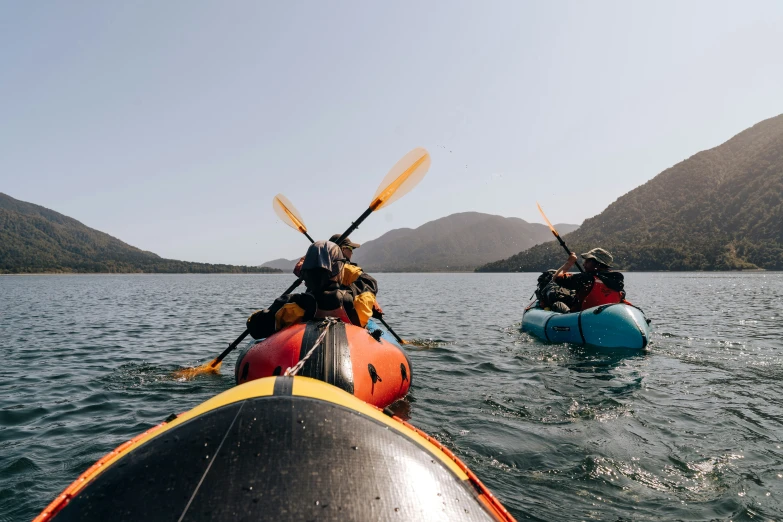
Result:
[388, 415, 516, 522]
[32, 420, 170, 522]
[34, 376, 516, 522]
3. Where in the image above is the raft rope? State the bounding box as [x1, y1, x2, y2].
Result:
[284, 318, 334, 376]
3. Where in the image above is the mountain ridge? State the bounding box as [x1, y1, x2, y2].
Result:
[262, 212, 579, 272]
[477, 113, 783, 272]
[0, 193, 281, 274]
[354, 212, 579, 271]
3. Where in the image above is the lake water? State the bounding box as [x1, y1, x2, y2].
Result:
[1, 273, 782, 521]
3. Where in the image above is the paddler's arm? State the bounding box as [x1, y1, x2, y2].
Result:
[348, 272, 379, 327]
[553, 252, 578, 279]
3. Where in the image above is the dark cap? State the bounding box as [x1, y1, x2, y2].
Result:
[329, 234, 361, 249]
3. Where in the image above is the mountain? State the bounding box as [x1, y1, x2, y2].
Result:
[349, 212, 579, 272]
[261, 258, 299, 271]
[0, 193, 281, 274]
[477, 113, 783, 272]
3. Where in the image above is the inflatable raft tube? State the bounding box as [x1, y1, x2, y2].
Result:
[521, 302, 651, 350]
[34, 376, 515, 522]
[235, 318, 411, 409]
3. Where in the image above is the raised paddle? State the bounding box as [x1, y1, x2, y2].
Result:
[275, 147, 432, 298]
[275, 194, 410, 345]
[273, 193, 313, 243]
[537, 202, 583, 273]
[173, 148, 430, 378]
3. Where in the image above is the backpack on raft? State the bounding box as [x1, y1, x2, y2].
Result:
[534, 269, 575, 309]
[534, 269, 556, 304]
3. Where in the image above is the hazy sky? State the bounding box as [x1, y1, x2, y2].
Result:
[2, 1, 782, 265]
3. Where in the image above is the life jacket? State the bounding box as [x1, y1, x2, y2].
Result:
[580, 276, 623, 310]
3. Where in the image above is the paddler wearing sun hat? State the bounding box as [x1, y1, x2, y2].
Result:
[543, 247, 626, 313]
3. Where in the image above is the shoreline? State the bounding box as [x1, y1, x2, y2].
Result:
[0, 271, 284, 276]
[3, 269, 778, 276]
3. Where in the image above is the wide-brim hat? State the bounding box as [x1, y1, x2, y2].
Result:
[581, 248, 613, 267]
[329, 234, 361, 249]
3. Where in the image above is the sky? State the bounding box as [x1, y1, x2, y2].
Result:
[2, 1, 783, 265]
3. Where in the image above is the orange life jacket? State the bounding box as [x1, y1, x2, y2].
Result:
[579, 276, 623, 310]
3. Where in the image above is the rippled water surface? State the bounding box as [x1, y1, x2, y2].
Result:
[2, 273, 783, 521]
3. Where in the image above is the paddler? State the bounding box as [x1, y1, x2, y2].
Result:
[294, 234, 384, 314]
[329, 233, 363, 283]
[246, 239, 380, 339]
[543, 247, 625, 313]
[293, 234, 366, 286]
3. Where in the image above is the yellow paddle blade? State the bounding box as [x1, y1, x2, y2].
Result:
[273, 193, 307, 234]
[370, 148, 431, 211]
[536, 201, 560, 238]
[171, 359, 222, 380]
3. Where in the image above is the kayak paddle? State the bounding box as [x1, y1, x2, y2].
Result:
[273, 193, 314, 243]
[537, 202, 583, 273]
[274, 193, 410, 345]
[174, 148, 430, 378]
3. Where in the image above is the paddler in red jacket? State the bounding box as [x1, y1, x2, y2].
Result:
[544, 248, 625, 313]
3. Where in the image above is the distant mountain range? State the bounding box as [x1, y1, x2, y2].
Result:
[477, 113, 783, 272]
[263, 212, 579, 272]
[0, 193, 281, 274]
[260, 258, 300, 272]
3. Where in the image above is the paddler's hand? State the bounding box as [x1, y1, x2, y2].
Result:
[554, 252, 578, 279]
[247, 309, 264, 328]
[372, 301, 384, 318]
[247, 309, 274, 340]
[562, 252, 578, 271]
[293, 257, 305, 277]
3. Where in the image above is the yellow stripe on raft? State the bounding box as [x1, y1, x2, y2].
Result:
[62, 378, 276, 496]
[61, 376, 467, 497]
[290, 377, 469, 479]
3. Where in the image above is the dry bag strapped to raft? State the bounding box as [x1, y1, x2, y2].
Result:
[534, 269, 556, 303]
[534, 269, 575, 309]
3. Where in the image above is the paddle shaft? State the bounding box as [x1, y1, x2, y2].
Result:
[211, 271, 309, 367]
[335, 207, 373, 246]
[211, 271, 308, 367]
[213, 207, 384, 367]
[552, 232, 583, 273]
[212, 329, 250, 366]
[375, 315, 405, 344]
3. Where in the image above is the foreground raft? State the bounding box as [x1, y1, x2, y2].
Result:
[235, 318, 411, 408]
[35, 376, 515, 522]
[521, 302, 651, 350]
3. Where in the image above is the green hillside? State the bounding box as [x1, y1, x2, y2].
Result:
[477, 114, 783, 272]
[0, 193, 281, 274]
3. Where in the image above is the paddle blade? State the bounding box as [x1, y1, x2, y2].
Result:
[171, 359, 222, 380]
[370, 148, 431, 211]
[273, 193, 307, 234]
[536, 202, 560, 238]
